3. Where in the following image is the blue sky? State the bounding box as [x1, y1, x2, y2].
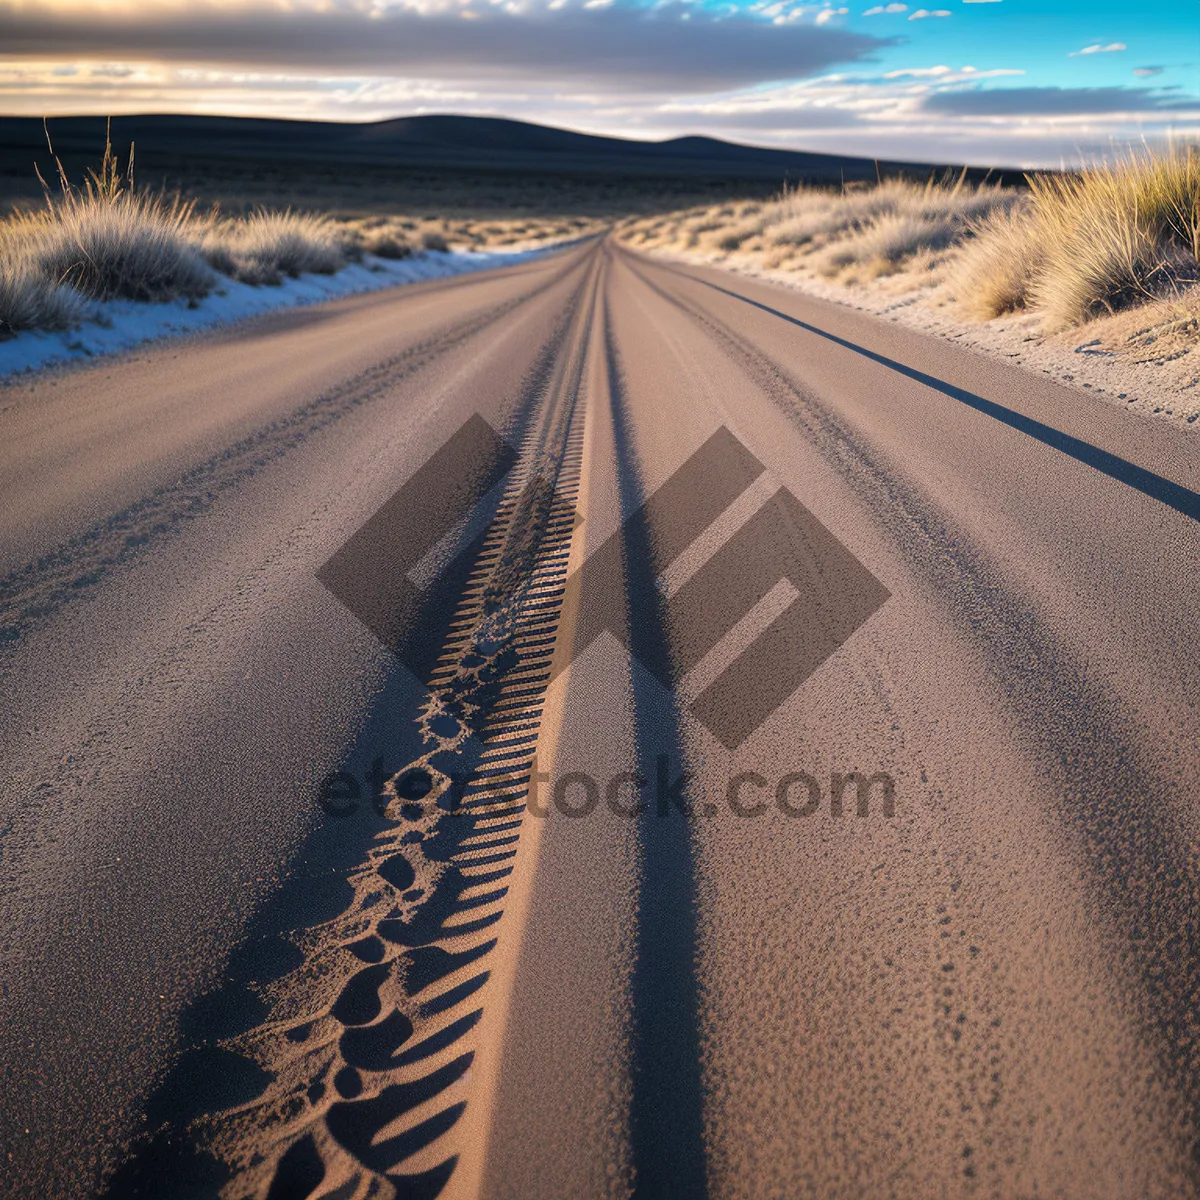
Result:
[0, 0, 1195, 166]
[847, 0, 1185, 88]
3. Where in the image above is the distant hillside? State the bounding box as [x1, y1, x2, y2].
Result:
[0, 113, 1022, 187]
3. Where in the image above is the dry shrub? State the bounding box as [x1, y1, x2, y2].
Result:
[707, 219, 763, 253]
[34, 196, 214, 302]
[1027, 149, 1200, 329]
[0, 257, 86, 335]
[625, 175, 1017, 276]
[201, 210, 345, 285]
[770, 208, 841, 248]
[29, 139, 214, 303]
[365, 233, 413, 260]
[948, 204, 1044, 319]
[848, 213, 961, 269]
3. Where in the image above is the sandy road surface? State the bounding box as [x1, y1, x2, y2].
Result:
[1, 236, 1199, 1199]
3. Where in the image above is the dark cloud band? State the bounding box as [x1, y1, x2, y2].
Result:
[921, 85, 1197, 116]
[0, 2, 894, 92]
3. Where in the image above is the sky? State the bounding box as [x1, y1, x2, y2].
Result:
[0, 0, 1196, 166]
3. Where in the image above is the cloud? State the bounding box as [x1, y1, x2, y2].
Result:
[656, 103, 867, 131]
[961, 1, 1001, 4]
[921, 84, 1191, 115]
[0, 0, 896, 92]
[885, 64, 1022, 78]
[643, 66, 1196, 166]
[908, 8, 950, 18]
[815, 6, 849, 23]
[762, 121, 1193, 171]
[884, 64, 950, 76]
[863, 4, 906, 13]
[1068, 42, 1126, 56]
[1132, 66, 1164, 78]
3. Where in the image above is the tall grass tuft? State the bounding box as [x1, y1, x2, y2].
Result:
[198, 210, 346, 285]
[1026, 149, 1200, 328]
[0, 256, 86, 334]
[948, 203, 1045, 319]
[31, 127, 215, 303]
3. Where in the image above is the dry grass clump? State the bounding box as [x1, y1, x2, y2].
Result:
[0, 257, 86, 334]
[1026, 150, 1200, 328]
[861, 213, 961, 261]
[707, 219, 765, 253]
[948, 150, 1200, 328]
[625, 176, 1017, 280]
[947, 203, 1043, 320]
[198, 210, 346, 285]
[26, 139, 214, 303]
[33, 194, 215, 303]
[813, 210, 964, 278]
[363, 232, 413, 260]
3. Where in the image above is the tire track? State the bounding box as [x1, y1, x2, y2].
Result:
[102, 247, 603, 1200]
[602, 297, 708, 1200]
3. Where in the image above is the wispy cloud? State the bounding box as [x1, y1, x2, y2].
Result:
[908, 9, 950, 18]
[883, 64, 1022, 78]
[862, 3, 906, 13]
[1132, 66, 1163, 77]
[815, 6, 849, 23]
[1069, 42, 1126, 57]
[884, 63, 952, 76]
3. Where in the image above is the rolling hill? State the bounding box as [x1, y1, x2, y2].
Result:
[0, 112, 1021, 187]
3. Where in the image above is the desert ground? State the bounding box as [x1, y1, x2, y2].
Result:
[2, 122, 1199, 1200]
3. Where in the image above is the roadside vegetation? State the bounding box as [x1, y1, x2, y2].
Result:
[0, 128, 598, 338]
[619, 149, 1200, 334]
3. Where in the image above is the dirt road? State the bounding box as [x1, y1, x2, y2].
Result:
[2, 237, 1199, 1199]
